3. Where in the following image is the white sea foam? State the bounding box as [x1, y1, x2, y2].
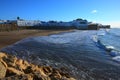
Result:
[105, 45, 114, 50]
[112, 56, 120, 62]
[92, 35, 98, 42]
[97, 33, 105, 36]
[32, 30, 85, 44]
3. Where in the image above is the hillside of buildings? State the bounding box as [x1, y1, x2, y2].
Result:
[0, 18, 110, 31]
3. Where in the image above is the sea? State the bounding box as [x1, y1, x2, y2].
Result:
[1, 28, 120, 80]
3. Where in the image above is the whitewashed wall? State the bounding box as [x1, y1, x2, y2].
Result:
[71, 20, 88, 29]
[17, 20, 41, 26]
[17, 20, 89, 29]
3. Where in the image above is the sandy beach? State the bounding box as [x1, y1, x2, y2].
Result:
[0, 29, 74, 49]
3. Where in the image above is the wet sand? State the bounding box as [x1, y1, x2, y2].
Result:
[0, 29, 74, 49]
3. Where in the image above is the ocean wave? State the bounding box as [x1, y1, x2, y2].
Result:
[92, 31, 120, 63]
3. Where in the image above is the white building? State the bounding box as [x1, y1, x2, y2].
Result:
[17, 18, 89, 29]
[40, 19, 88, 29]
[71, 19, 88, 29]
[0, 20, 7, 24]
[17, 20, 41, 26]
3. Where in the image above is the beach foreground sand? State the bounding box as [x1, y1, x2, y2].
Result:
[0, 29, 74, 49]
[0, 29, 76, 80]
[0, 52, 75, 80]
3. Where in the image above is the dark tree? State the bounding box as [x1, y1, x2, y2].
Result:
[76, 18, 83, 21]
[17, 16, 20, 20]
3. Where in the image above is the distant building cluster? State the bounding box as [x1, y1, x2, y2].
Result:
[0, 18, 110, 31]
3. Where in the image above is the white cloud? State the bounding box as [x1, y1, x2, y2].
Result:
[91, 10, 98, 14]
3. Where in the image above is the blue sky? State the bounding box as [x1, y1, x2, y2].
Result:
[0, 0, 120, 27]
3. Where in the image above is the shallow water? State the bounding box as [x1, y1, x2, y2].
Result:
[1, 30, 120, 80]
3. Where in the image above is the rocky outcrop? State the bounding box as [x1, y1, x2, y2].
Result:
[0, 52, 76, 80]
[0, 62, 6, 78]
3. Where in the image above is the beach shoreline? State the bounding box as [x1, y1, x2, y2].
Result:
[0, 29, 76, 79]
[1, 29, 120, 79]
[0, 29, 74, 49]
